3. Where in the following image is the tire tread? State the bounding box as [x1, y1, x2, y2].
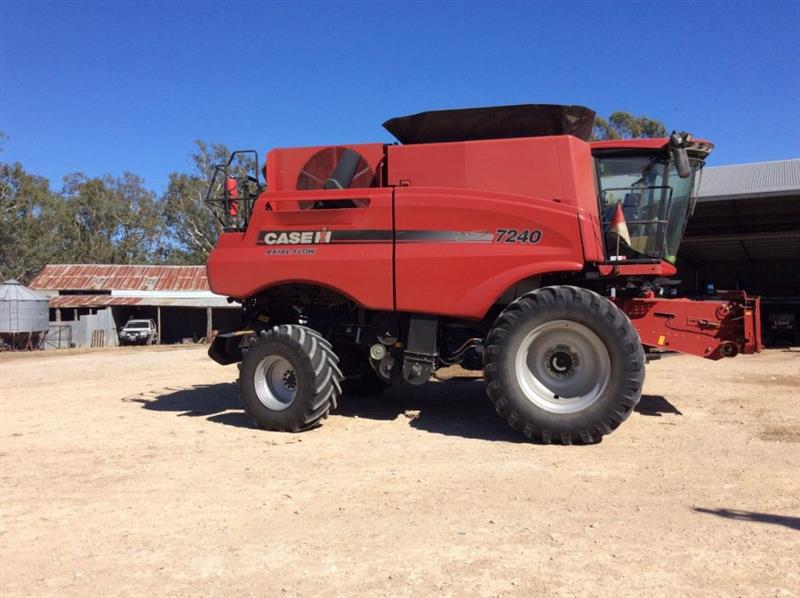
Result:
[239, 324, 343, 432]
[484, 286, 645, 445]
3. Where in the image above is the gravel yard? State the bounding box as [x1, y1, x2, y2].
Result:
[1, 345, 798, 597]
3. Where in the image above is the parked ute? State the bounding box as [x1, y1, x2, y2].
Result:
[119, 319, 158, 345]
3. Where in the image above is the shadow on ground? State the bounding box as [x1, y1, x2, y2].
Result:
[634, 394, 683, 416]
[693, 507, 800, 531]
[132, 379, 525, 442]
[341, 379, 528, 443]
[131, 381, 670, 444]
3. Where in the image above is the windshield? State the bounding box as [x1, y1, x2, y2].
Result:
[596, 153, 702, 263]
[125, 321, 150, 329]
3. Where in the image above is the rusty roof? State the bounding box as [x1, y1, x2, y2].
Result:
[29, 265, 210, 292]
[47, 295, 235, 308]
[48, 296, 142, 308]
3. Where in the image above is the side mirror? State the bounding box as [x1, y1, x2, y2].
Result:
[670, 131, 691, 179]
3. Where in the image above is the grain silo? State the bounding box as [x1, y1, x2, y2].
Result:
[0, 279, 50, 350]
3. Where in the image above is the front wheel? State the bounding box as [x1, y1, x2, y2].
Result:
[484, 286, 645, 444]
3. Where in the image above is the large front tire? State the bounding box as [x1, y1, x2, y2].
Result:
[239, 325, 343, 432]
[484, 286, 645, 444]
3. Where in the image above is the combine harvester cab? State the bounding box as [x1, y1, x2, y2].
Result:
[204, 104, 762, 444]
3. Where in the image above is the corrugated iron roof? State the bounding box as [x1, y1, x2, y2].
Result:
[697, 159, 800, 201]
[29, 265, 210, 292]
[48, 296, 141, 308]
[48, 295, 235, 308]
[135, 296, 233, 308]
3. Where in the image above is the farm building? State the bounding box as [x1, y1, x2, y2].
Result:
[679, 158, 800, 345]
[28, 265, 239, 348]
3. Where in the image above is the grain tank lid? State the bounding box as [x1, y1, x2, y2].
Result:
[382, 104, 596, 144]
[0, 279, 49, 302]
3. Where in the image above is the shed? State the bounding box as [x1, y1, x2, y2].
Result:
[679, 159, 800, 345]
[28, 265, 238, 349]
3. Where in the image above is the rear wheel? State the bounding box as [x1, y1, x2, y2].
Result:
[239, 325, 343, 432]
[484, 286, 645, 444]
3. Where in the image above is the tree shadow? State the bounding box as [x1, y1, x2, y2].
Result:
[635, 394, 683, 417]
[693, 507, 800, 531]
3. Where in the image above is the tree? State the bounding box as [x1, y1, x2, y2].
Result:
[592, 112, 667, 141]
[1, 160, 168, 283]
[0, 161, 61, 283]
[161, 140, 232, 264]
[57, 172, 166, 265]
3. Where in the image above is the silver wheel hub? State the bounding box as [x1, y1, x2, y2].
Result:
[254, 355, 298, 411]
[515, 320, 610, 414]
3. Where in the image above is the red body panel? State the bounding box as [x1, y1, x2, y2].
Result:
[590, 137, 712, 151]
[207, 187, 395, 310]
[394, 187, 583, 318]
[209, 136, 604, 318]
[387, 136, 597, 210]
[598, 262, 677, 277]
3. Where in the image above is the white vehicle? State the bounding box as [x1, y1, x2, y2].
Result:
[119, 319, 158, 346]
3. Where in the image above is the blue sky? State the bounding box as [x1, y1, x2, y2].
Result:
[2, 1, 798, 193]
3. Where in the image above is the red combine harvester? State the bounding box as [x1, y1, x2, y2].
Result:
[205, 104, 761, 443]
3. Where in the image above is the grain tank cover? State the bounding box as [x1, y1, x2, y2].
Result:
[383, 104, 596, 144]
[0, 279, 49, 333]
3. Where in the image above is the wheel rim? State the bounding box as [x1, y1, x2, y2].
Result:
[514, 320, 610, 414]
[254, 355, 298, 411]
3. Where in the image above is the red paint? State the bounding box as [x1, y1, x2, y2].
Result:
[210, 135, 598, 316]
[590, 137, 713, 151]
[615, 291, 762, 359]
[206, 131, 760, 359]
[597, 262, 678, 277]
[207, 188, 395, 311]
[226, 177, 239, 216]
[394, 186, 583, 318]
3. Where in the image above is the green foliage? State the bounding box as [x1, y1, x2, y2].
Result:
[592, 112, 667, 141]
[161, 140, 232, 264]
[0, 163, 170, 282]
[58, 171, 167, 264]
[0, 161, 61, 282]
[1, 138, 235, 283]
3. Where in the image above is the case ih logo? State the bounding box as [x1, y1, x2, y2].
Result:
[259, 230, 332, 245]
[257, 229, 530, 246]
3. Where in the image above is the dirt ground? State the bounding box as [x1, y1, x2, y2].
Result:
[1, 345, 798, 597]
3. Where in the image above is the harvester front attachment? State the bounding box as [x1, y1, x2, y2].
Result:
[617, 291, 762, 360]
